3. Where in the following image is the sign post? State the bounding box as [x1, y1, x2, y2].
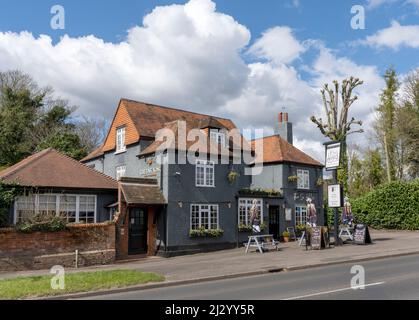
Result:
[324, 141, 343, 246]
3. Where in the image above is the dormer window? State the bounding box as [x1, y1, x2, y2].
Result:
[210, 130, 226, 147]
[116, 126, 126, 153]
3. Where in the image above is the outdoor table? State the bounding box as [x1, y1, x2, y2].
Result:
[245, 234, 279, 254]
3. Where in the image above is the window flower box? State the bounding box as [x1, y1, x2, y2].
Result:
[189, 227, 224, 238]
[238, 223, 267, 233]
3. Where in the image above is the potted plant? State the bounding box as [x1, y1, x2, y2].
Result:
[282, 231, 290, 243]
[288, 175, 298, 183]
[227, 170, 239, 185]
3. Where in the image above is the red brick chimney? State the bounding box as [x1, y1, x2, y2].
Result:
[283, 112, 289, 123]
[278, 112, 283, 123]
[276, 112, 293, 144]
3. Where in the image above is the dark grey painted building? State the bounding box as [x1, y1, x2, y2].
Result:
[81, 100, 324, 257]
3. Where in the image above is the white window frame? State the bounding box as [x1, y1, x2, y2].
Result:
[295, 206, 308, 225]
[238, 198, 264, 226]
[116, 165, 126, 180]
[195, 160, 215, 187]
[210, 130, 226, 147]
[190, 204, 219, 230]
[116, 126, 126, 154]
[14, 194, 97, 225]
[297, 169, 310, 190]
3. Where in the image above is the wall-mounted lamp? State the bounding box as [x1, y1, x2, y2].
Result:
[227, 202, 231, 209]
[178, 201, 183, 208]
[174, 172, 181, 176]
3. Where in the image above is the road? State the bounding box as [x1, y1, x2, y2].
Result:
[84, 254, 419, 300]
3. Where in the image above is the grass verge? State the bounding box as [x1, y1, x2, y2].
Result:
[0, 270, 165, 299]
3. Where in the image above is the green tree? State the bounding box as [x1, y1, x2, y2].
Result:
[0, 70, 89, 165]
[0, 86, 44, 166]
[375, 68, 399, 182]
[397, 69, 419, 179]
[311, 77, 364, 194]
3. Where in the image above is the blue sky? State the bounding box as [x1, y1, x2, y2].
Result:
[1, 0, 417, 73]
[0, 0, 418, 160]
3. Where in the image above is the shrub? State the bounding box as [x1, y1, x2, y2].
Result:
[0, 182, 22, 227]
[352, 180, 419, 230]
[16, 213, 68, 233]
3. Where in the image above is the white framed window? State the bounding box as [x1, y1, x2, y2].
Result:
[190, 204, 219, 230]
[238, 198, 263, 226]
[195, 160, 215, 187]
[116, 126, 126, 153]
[297, 169, 310, 189]
[295, 206, 308, 225]
[59, 195, 77, 223]
[14, 194, 97, 224]
[210, 130, 226, 147]
[116, 165, 126, 180]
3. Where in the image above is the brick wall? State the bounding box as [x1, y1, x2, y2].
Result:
[0, 223, 116, 271]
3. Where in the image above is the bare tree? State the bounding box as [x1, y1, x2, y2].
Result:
[311, 77, 364, 193]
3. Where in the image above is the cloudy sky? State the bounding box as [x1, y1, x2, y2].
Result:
[0, 0, 418, 161]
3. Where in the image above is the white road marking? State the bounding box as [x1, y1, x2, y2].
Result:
[283, 282, 386, 300]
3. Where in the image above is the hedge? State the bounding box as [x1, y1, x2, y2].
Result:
[352, 180, 419, 230]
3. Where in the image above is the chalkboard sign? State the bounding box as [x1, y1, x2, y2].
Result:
[310, 227, 322, 249]
[353, 224, 372, 245]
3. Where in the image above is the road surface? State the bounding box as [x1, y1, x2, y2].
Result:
[82, 254, 419, 300]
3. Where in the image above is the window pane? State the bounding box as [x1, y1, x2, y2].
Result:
[16, 195, 36, 222]
[79, 196, 95, 224]
[59, 195, 77, 223]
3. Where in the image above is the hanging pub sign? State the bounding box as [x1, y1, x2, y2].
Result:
[328, 184, 344, 208]
[353, 224, 372, 245]
[325, 142, 341, 171]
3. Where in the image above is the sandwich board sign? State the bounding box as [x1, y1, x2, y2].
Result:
[353, 224, 372, 245]
[325, 142, 341, 171]
[328, 184, 343, 208]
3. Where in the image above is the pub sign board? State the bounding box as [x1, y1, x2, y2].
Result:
[310, 227, 328, 250]
[325, 142, 341, 171]
[353, 224, 372, 245]
[328, 184, 344, 208]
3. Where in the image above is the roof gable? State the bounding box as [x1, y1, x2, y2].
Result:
[0, 149, 117, 189]
[252, 135, 323, 167]
[102, 101, 140, 153]
[82, 98, 241, 162]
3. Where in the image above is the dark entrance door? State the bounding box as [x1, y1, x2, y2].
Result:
[129, 208, 148, 255]
[269, 206, 280, 240]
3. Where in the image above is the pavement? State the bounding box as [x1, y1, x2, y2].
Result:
[84, 253, 419, 300]
[2, 229, 419, 299]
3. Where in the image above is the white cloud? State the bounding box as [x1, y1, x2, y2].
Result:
[0, 0, 250, 117]
[363, 21, 419, 50]
[0, 0, 387, 162]
[366, 0, 398, 9]
[248, 26, 305, 65]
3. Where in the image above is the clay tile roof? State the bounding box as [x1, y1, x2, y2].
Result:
[120, 181, 167, 205]
[138, 120, 246, 157]
[80, 146, 104, 162]
[81, 99, 242, 162]
[252, 135, 323, 167]
[0, 148, 117, 189]
[122, 99, 237, 137]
